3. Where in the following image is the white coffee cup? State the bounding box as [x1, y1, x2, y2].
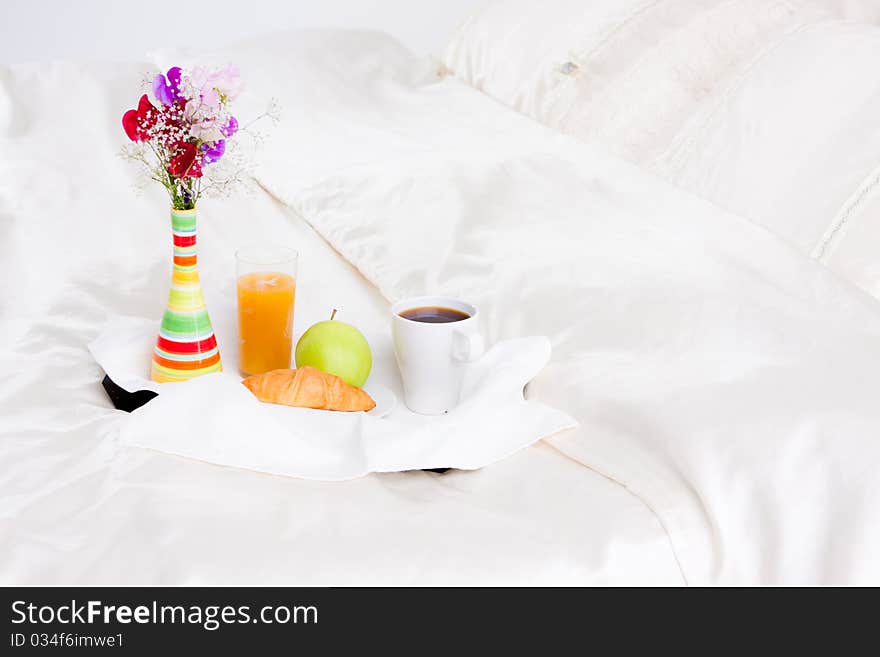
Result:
[391, 296, 485, 415]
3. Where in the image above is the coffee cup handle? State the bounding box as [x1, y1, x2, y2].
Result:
[452, 328, 485, 362]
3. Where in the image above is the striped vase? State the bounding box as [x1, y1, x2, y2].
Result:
[150, 207, 223, 383]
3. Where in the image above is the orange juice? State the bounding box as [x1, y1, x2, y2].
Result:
[237, 271, 296, 375]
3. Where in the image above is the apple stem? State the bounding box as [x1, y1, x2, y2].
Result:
[330, 309, 338, 321]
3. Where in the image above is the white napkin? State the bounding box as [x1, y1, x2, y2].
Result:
[90, 318, 577, 480]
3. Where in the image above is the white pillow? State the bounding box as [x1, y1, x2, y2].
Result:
[665, 20, 880, 264]
[443, 0, 880, 298]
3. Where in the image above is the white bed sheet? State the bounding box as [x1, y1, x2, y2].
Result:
[0, 59, 682, 585]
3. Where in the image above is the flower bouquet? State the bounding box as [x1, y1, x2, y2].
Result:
[122, 65, 245, 209]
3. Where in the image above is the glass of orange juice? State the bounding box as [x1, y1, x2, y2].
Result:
[236, 245, 298, 376]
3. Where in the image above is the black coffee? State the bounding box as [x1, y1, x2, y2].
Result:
[400, 306, 470, 324]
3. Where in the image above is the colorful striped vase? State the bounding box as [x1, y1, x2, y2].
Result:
[150, 207, 223, 383]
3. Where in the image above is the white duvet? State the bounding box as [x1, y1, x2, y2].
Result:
[188, 31, 880, 584]
[3, 27, 880, 585]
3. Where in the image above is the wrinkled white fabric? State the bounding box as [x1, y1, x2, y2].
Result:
[173, 32, 880, 584]
[266, 153, 880, 585]
[7, 25, 880, 586]
[442, 1, 880, 300]
[0, 35, 682, 585]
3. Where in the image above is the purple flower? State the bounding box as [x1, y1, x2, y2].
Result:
[152, 66, 183, 106]
[200, 140, 226, 164]
[222, 116, 239, 138]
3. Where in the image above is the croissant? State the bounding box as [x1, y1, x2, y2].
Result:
[242, 366, 376, 412]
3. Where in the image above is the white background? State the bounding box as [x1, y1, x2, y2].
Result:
[0, 0, 481, 64]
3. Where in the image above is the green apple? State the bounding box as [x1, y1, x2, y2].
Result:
[295, 309, 372, 387]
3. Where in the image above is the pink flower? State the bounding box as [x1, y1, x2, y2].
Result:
[186, 64, 241, 110]
[211, 64, 242, 103]
[184, 103, 224, 141]
[179, 64, 242, 141]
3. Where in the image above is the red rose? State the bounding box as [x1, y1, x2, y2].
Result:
[122, 94, 158, 142]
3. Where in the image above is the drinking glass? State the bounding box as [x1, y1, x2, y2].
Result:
[236, 246, 298, 376]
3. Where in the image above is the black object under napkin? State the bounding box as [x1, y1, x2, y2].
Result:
[102, 375, 157, 413]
